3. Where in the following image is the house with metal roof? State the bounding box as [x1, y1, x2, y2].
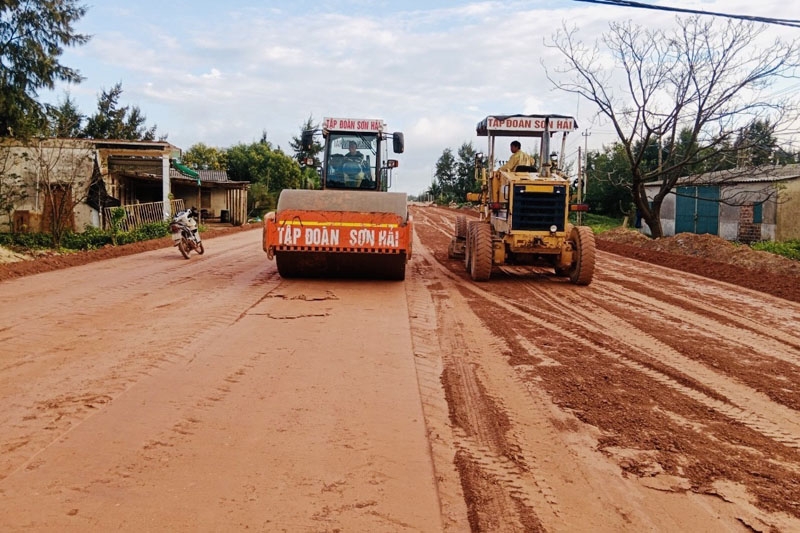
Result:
[643, 164, 800, 242]
[2, 139, 249, 233]
[167, 168, 248, 224]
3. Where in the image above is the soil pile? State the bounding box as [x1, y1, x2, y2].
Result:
[597, 228, 800, 302]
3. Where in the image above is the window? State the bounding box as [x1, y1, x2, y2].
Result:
[325, 133, 378, 190]
[753, 202, 763, 224]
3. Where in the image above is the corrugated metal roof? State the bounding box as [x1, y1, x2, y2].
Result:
[198, 170, 230, 182]
[646, 164, 800, 187]
[169, 169, 226, 182]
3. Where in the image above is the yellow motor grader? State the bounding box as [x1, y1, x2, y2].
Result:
[448, 114, 595, 284]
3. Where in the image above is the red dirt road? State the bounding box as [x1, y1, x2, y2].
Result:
[1, 208, 800, 531]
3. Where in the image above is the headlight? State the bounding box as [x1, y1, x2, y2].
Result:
[549, 225, 557, 233]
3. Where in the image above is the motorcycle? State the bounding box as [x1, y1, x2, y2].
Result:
[170, 208, 204, 259]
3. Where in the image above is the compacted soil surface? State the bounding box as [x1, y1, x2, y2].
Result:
[1, 208, 799, 532]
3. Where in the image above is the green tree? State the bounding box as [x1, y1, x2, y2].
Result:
[734, 119, 777, 167]
[289, 115, 322, 165]
[548, 16, 800, 237]
[774, 146, 798, 166]
[0, 0, 89, 138]
[226, 139, 302, 214]
[84, 83, 161, 140]
[455, 142, 478, 198]
[288, 115, 322, 189]
[431, 148, 457, 203]
[425, 179, 442, 202]
[428, 143, 479, 204]
[182, 143, 227, 171]
[585, 143, 635, 218]
[45, 93, 84, 137]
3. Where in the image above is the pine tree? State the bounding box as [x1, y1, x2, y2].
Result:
[0, 0, 89, 137]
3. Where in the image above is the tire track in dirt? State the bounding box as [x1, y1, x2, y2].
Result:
[409, 241, 547, 532]
[410, 232, 699, 532]
[412, 206, 800, 530]
[413, 209, 457, 240]
[489, 278, 800, 449]
[459, 249, 800, 449]
[584, 278, 800, 410]
[599, 261, 800, 351]
[405, 254, 471, 533]
[107, 350, 271, 488]
[593, 276, 800, 361]
[419, 243, 662, 530]
[598, 254, 800, 337]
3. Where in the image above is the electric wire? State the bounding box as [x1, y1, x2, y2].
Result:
[572, 0, 800, 28]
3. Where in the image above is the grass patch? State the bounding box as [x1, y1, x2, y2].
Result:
[571, 213, 625, 233]
[750, 240, 800, 261]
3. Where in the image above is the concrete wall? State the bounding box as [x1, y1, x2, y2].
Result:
[719, 183, 777, 242]
[171, 185, 229, 220]
[209, 191, 228, 218]
[777, 179, 800, 241]
[645, 180, 788, 241]
[0, 140, 95, 232]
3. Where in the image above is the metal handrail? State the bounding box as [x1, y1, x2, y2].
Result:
[102, 199, 185, 231]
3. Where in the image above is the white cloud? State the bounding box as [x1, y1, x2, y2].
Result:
[44, 0, 800, 195]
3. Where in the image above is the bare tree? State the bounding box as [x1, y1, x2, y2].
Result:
[25, 139, 93, 246]
[547, 16, 800, 237]
[0, 144, 28, 231]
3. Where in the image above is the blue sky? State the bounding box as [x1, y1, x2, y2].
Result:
[45, 0, 800, 195]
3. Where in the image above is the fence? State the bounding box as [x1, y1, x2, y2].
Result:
[102, 199, 185, 232]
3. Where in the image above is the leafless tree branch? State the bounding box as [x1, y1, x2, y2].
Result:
[545, 15, 800, 237]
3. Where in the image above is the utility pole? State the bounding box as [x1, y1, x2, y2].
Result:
[582, 128, 591, 190]
[580, 129, 591, 224]
[577, 145, 583, 225]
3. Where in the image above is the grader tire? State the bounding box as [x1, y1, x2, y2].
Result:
[469, 222, 493, 282]
[464, 220, 477, 273]
[447, 238, 464, 259]
[447, 239, 458, 259]
[567, 225, 596, 285]
[455, 215, 467, 239]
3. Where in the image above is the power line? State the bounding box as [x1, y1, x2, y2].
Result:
[572, 0, 800, 28]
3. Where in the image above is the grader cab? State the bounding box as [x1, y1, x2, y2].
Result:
[448, 114, 595, 285]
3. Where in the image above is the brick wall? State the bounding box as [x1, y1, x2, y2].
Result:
[738, 204, 761, 243]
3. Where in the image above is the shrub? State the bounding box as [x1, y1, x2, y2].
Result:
[1, 220, 171, 252]
[60, 227, 113, 250]
[115, 221, 169, 245]
[751, 240, 800, 261]
[0, 232, 53, 249]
